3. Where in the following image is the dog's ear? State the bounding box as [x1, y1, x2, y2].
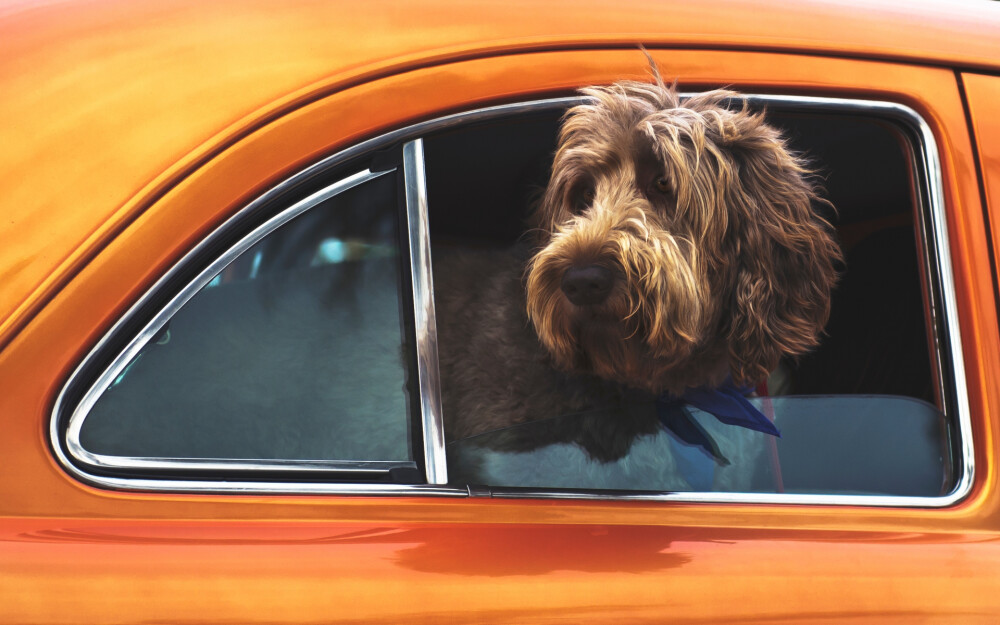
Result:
[531, 116, 580, 246]
[718, 111, 841, 385]
[531, 172, 563, 245]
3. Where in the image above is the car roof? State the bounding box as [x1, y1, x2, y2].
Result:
[1, 0, 998, 348]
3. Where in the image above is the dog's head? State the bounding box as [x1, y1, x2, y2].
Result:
[526, 77, 840, 395]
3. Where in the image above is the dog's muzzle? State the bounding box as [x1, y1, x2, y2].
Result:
[560, 265, 613, 306]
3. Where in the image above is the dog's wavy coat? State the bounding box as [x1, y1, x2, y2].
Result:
[436, 76, 840, 488]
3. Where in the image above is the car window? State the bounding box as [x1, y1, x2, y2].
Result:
[57, 94, 967, 502]
[65, 167, 424, 481]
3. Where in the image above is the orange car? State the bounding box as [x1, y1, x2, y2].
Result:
[3, 0, 1000, 622]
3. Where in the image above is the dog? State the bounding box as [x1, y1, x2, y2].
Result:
[435, 69, 840, 491]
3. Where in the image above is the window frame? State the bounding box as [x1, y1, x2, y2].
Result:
[50, 94, 974, 507]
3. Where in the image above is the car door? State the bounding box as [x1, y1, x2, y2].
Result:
[3, 48, 1000, 623]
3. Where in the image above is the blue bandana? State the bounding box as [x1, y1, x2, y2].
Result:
[655, 381, 780, 490]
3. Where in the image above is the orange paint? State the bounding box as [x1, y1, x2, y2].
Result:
[2, 0, 1000, 622]
[3, 518, 1000, 623]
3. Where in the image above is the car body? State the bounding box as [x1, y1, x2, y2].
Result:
[3, 0, 1000, 622]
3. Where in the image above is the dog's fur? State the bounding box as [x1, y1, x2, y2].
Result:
[436, 72, 840, 488]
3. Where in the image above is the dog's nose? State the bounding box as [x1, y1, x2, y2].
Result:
[561, 265, 613, 306]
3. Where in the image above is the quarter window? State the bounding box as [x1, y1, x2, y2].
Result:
[64, 166, 424, 483]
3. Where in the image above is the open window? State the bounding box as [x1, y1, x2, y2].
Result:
[53, 93, 969, 504]
[422, 98, 966, 500]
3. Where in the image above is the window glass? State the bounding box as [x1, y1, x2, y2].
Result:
[79, 171, 415, 466]
[448, 396, 950, 496]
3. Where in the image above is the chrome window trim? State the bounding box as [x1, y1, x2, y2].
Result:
[403, 139, 449, 485]
[50, 93, 972, 506]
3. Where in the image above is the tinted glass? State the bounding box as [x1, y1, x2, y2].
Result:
[448, 396, 950, 496]
[80, 173, 414, 463]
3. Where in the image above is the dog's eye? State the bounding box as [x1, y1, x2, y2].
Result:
[654, 177, 672, 194]
[573, 187, 595, 212]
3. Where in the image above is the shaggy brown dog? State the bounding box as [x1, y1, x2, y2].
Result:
[435, 73, 840, 481]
